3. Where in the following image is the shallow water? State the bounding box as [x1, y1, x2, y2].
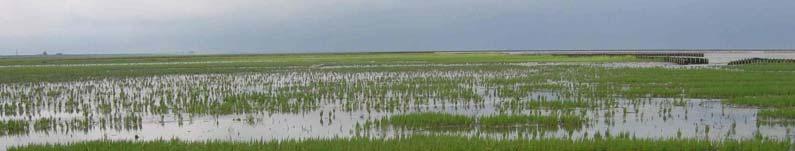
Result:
[2, 98, 793, 149]
[1, 64, 794, 149]
[705, 51, 795, 64]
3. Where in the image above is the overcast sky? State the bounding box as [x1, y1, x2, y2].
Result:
[1, 0, 794, 55]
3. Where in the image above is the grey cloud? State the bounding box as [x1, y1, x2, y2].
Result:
[1, 0, 794, 55]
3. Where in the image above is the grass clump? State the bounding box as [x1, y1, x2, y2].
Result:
[757, 109, 795, 125]
[33, 118, 55, 131]
[758, 109, 795, 119]
[9, 135, 792, 151]
[376, 113, 585, 130]
[0, 120, 29, 136]
[380, 112, 473, 128]
[726, 96, 795, 107]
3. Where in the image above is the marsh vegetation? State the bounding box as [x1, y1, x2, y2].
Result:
[1, 52, 793, 150]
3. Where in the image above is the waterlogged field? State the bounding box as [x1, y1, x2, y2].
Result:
[1, 52, 794, 150]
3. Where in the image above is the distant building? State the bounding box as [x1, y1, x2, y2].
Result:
[56, 53, 64, 56]
[42, 51, 48, 56]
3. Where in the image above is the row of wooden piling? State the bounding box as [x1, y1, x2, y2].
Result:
[728, 58, 795, 65]
[636, 56, 709, 65]
[543, 52, 710, 65]
[555, 53, 704, 57]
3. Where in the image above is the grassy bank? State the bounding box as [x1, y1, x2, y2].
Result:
[9, 135, 791, 151]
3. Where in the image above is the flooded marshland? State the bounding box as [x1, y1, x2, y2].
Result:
[2, 61, 794, 149]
